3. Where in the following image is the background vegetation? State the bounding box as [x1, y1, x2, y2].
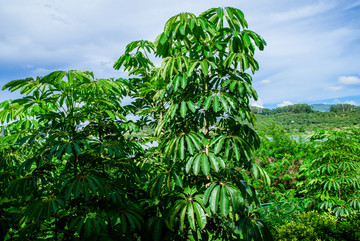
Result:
[1, 6, 360, 241]
[251, 103, 360, 133]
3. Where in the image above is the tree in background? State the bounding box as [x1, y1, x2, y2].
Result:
[272, 104, 313, 114]
[299, 128, 360, 217]
[330, 103, 357, 112]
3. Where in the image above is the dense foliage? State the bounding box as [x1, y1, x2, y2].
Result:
[251, 103, 360, 115]
[0, 71, 147, 240]
[113, 6, 272, 241]
[0, 6, 275, 241]
[274, 211, 360, 241]
[252, 123, 360, 240]
[330, 103, 359, 113]
[253, 110, 360, 133]
[300, 129, 360, 216]
[1, 5, 359, 241]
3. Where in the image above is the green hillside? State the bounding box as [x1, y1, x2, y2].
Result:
[250, 104, 360, 133]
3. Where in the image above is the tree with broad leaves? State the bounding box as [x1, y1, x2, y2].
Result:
[0, 71, 147, 240]
[115, 6, 272, 241]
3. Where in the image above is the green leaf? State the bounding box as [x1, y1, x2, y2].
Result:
[188, 61, 198, 76]
[174, 75, 181, 92]
[187, 100, 196, 112]
[219, 95, 229, 112]
[185, 135, 195, 155]
[209, 185, 220, 213]
[179, 205, 187, 232]
[66, 143, 72, 154]
[73, 143, 81, 156]
[187, 203, 196, 230]
[233, 141, 241, 161]
[179, 24, 186, 35]
[212, 96, 220, 112]
[180, 101, 187, 118]
[181, 75, 188, 89]
[208, 153, 219, 172]
[172, 170, 183, 187]
[193, 154, 202, 175]
[179, 136, 185, 160]
[200, 61, 209, 76]
[105, 110, 116, 119]
[220, 186, 230, 216]
[201, 154, 210, 175]
[214, 136, 225, 154]
[169, 200, 186, 230]
[152, 219, 162, 241]
[203, 182, 217, 205]
[188, 133, 202, 150]
[227, 186, 239, 211]
[203, 95, 212, 110]
[160, 32, 167, 44]
[193, 202, 206, 229]
[186, 156, 195, 173]
[242, 31, 251, 47]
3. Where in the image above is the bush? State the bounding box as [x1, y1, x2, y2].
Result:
[299, 128, 360, 216]
[274, 211, 360, 241]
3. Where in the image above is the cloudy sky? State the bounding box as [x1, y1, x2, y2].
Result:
[1, 0, 360, 108]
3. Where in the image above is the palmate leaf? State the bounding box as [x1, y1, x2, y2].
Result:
[60, 172, 104, 201]
[150, 172, 184, 197]
[167, 192, 207, 232]
[349, 197, 360, 210]
[251, 163, 271, 186]
[235, 214, 274, 241]
[204, 182, 249, 217]
[164, 132, 203, 160]
[7, 175, 38, 198]
[25, 198, 64, 222]
[69, 213, 107, 239]
[186, 152, 225, 175]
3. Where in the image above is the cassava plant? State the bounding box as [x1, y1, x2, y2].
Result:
[299, 128, 360, 217]
[115, 7, 272, 240]
[0, 71, 146, 240]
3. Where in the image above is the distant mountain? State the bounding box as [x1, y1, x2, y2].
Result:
[311, 104, 332, 112]
[263, 95, 360, 110]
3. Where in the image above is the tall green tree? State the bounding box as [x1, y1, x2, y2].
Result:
[115, 7, 272, 240]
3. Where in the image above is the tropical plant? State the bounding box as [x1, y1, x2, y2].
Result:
[273, 210, 360, 241]
[115, 6, 272, 240]
[0, 71, 146, 240]
[299, 128, 360, 217]
[1, 6, 272, 241]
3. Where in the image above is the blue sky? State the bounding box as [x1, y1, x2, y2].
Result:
[0, 0, 360, 108]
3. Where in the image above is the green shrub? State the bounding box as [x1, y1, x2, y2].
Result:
[258, 197, 305, 228]
[274, 211, 360, 241]
[299, 128, 360, 216]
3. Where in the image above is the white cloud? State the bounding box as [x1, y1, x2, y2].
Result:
[277, 100, 294, 107]
[338, 76, 360, 85]
[1, 0, 360, 106]
[270, 1, 336, 23]
[326, 86, 344, 91]
[345, 100, 357, 105]
[250, 99, 264, 108]
[260, 79, 271, 84]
